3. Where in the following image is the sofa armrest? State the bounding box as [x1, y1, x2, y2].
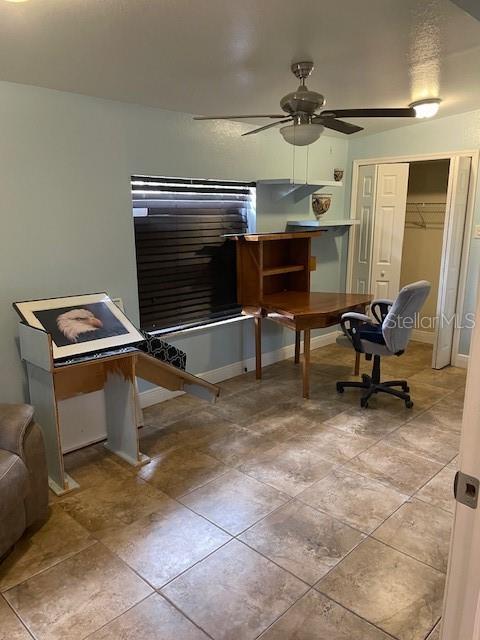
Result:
[0, 404, 49, 526]
[0, 404, 34, 459]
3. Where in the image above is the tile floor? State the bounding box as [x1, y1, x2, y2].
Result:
[0, 342, 465, 640]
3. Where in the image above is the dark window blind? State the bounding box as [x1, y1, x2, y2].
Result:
[132, 176, 255, 332]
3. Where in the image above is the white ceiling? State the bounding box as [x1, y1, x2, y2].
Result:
[0, 0, 479, 135]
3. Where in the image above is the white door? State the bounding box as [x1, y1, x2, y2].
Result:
[433, 156, 471, 369]
[370, 163, 410, 300]
[350, 164, 377, 294]
[441, 277, 480, 640]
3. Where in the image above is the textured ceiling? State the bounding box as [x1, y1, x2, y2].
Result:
[0, 0, 479, 135]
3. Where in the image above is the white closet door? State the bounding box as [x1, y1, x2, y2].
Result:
[370, 163, 410, 300]
[433, 156, 471, 369]
[350, 164, 377, 294]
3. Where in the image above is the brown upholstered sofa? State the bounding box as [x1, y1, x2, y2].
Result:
[0, 404, 49, 559]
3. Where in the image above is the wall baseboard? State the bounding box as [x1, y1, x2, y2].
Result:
[139, 330, 341, 408]
[411, 330, 435, 345]
[453, 353, 469, 369]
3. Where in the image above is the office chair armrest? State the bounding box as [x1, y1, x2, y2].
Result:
[340, 312, 375, 353]
[371, 299, 393, 324]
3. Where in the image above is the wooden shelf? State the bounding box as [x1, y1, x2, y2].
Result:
[262, 264, 305, 277]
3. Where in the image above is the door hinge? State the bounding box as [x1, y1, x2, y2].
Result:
[454, 471, 479, 510]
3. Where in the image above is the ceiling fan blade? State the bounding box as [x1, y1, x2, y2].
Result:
[320, 108, 416, 118]
[193, 114, 286, 120]
[241, 118, 293, 136]
[314, 117, 363, 134]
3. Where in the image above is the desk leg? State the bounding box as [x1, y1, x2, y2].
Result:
[354, 352, 360, 376]
[303, 329, 311, 399]
[255, 316, 262, 379]
[294, 331, 301, 364]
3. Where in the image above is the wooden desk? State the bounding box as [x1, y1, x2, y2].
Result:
[252, 291, 372, 398]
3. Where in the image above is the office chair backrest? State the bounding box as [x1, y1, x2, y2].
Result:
[382, 280, 431, 354]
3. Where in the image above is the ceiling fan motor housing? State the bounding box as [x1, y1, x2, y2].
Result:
[280, 86, 325, 116]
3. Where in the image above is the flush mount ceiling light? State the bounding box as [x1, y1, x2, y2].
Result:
[409, 98, 442, 118]
[280, 122, 324, 146]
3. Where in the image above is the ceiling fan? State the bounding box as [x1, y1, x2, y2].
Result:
[193, 61, 417, 146]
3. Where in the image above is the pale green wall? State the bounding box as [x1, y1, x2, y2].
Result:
[0, 80, 349, 403]
[348, 109, 480, 355]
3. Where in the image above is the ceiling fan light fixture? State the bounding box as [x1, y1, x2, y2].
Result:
[280, 123, 324, 146]
[409, 98, 441, 119]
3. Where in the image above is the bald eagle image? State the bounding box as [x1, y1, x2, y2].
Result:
[56, 308, 103, 343]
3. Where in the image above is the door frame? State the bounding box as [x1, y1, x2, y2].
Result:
[346, 149, 479, 368]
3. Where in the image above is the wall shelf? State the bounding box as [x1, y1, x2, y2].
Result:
[286, 219, 359, 235]
[257, 178, 342, 202]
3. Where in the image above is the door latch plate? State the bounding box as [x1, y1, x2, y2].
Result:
[454, 471, 479, 510]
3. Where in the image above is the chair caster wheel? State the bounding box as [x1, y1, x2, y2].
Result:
[403, 385, 410, 393]
[405, 400, 414, 408]
[360, 398, 369, 408]
[336, 383, 344, 394]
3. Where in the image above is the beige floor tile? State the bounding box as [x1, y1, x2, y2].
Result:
[138, 446, 227, 498]
[414, 465, 456, 514]
[258, 590, 394, 640]
[239, 439, 336, 496]
[101, 499, 230, 588]
[0, 596, 32, 640]
[317, 538, 445, 640]
[161, 539, 307, 640]
[210, 383, 294, 425]
[87, 593, 209, 639]
[323, 407, 405, 440]
[373, 499, 452, 572]
[62, 444, 135, 490]
[198, 425, 286, 467]
[385, 421, 460, 464]
[346, 441, 443, 495]
[241, 404, 315, 439]
[240, 500, 365, 585]
[142, 394, 204, 427]
[409, 366, 467, 390]
[290, 425, 375, 464]
[298, 468, 408, 534]
[0, 505, 95, 592]
[406, 401, 464, 435]
[139, 409, 235, 458]
[179, 469, 289, 535]
[426, 621, 441, 639]
[59, 474, 168, 537]
[4, 544, 152, 640]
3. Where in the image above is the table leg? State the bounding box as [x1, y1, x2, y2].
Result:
[294, 330, 301, 364]
[354, 352, 360, 376]
[255, 316, 262, 379]
[302, 329, 311, 399]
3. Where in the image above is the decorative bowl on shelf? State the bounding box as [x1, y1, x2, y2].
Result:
[312, 193, 332, 219]
[334, 168, 344, 182]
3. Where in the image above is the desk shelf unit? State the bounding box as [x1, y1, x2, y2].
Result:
[232, 231, 325, 309]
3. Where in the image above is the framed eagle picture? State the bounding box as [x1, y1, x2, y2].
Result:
[13, 293, 144, 360]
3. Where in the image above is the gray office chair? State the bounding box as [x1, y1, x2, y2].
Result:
[336, 281, 431, 408]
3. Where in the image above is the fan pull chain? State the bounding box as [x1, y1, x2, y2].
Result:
[306, 143, 310, 184]
[292, 126, 296, 183]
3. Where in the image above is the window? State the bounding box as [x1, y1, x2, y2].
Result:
[132, 175, 255, 333]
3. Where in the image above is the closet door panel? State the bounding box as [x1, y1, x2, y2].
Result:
[350, 165, 377, 294]
[433, 156, 471, 369]
[371, 163, 410, 300]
